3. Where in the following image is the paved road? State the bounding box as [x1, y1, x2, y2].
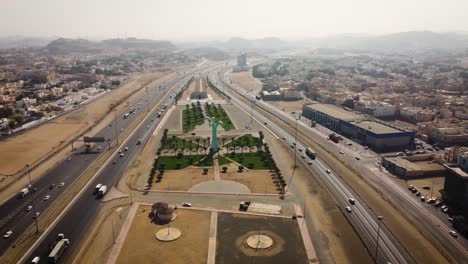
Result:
[211, 69, 414, 264]
[14, 64, 222, 263]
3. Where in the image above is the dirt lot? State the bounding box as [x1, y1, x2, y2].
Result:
[151, 167, 214, 191]
[407, 177, 445, 198]
[116, 206, 210, 264]
[268, 100, 307, 112]
[229, 71, 259, 93]
[220, 163, 277, 194]
[216, 213, 308, 264]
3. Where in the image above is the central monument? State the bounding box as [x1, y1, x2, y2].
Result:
[207, 116, 222, 152]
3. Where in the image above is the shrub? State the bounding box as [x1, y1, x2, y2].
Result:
[222, 166, 228, 173]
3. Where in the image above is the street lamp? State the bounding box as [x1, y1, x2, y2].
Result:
[374, 215, 384, 263]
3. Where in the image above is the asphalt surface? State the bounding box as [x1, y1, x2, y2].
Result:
[211, 69, 414, 264]
[13, 64, 222, 264]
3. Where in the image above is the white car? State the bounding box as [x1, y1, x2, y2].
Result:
[43, 195, 50, 201]
[33, 212, 40, 219]
[4, 231, 12, 238]
[449, 230, 458, 238]
[301, 155, 306, 159]
[182, 202, 192, 207]
[59, 182, 65, 187]
[339, 151, 344, 154]
[120, 153, 124, 157]
[25, 205, 33, 211]
[307, 161, 312, 165]
[345, 206, 352, 213]
[124, 147, 128, 151]
[326, 169, 331, 174]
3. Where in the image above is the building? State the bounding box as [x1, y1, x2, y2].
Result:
[399, 107, 435, 123]
[279, 88, 302, 101]
[459, 152, 468, 172]
[382, 154, 447, 179]
[443, 163, 468, 233]
[261, 90, 281, 101]
[237, 54, 247, 66]
[302, 103, 415, 152]
[428, 126, 468, 147]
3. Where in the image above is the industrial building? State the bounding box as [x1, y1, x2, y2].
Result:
[443, 158, 468, 234]
[302, 103, 415, 152]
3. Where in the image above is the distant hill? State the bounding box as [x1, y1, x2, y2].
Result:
[296, 31, 468, 51]
[45, 37, 176, 54]
[182, 46, 228, 60]
[0, 36, 55, 49]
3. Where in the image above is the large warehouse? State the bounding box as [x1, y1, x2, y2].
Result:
[302, 103, 415, 152]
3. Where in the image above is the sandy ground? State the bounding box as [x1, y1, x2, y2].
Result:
[116, 206, 210, 264]
[407, 177, 445, 198]
[268, 100, 307, 112]
[151, 167, 214, 191]
[75, 203, 130, 264]
[229, 71, 259, 93]
[220, 163, 277, 194]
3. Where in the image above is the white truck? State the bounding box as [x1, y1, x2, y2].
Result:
[19, 188, 29, 198]
[48, 234, 70, 263]
[97, 185, 107, 198]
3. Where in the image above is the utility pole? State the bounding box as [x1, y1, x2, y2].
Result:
[26, 164, 32, 185]
[114, 109, 119, 146]
[374, 216, 384, 263]
[288, 114, 300, 188]
[32, 197, 39, 233]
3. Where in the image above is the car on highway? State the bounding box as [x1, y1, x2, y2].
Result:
[120, 128, 124, 131]
[442, 207, 449, 213]
[49, 184, 56, 189]
[290, 145, 295, 148]
[345, 206, 352, 212]
[421, 196, 425, 202]
[25, 205, 33, 211]
[124, 147, 128, 151]
[307, 160, 312, 165]
[146, 125, 150, 129]
[355, 156, 360, 160]
[182, 202, 192, 207]
[339, 151, 344, 154]
[282, 137, 286, 140]
[449, 230, 458, 238]
[43, 195, 50, 201]
[448, 217, 454, 223]
[33, 212, 40, 219]
[348, 198, 355, 205]
[120, 153, 124, 157]
[326, 169, 331, 174]
[4, 231, 13, 239]
[298, 148, 303, 152]
[66, 157, 72, 161]
[31, 256, 40, 264]
[301, 155, 306, 159]
[347, 143, 352, 146]
[59, 182, 65, 187]
[113, 160, 117, 164]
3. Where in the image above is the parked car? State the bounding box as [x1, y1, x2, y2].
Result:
[422, 185, 431, 190]
[182, 202, 192, 207]
[449, 230, 458, 238]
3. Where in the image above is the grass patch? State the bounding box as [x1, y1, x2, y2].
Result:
[225, 134, 261, 148]
[194, 155, 231, 167]
[162, 136, 202, 150]
[205, 103, 235, 131]
[224, 152, 273, 170]
[182, 104, 205, 132]
[158, 154, 206, 170]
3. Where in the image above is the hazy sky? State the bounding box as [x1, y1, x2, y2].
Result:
[1, 0, 467, 40]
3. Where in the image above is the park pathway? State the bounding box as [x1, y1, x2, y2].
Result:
[207, 211, 218, 264]
[213, 152, 221, 181]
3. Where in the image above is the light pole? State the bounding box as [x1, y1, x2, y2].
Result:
[287, 114, 300, 188]
[374, 215, 384, 263]
[26, 164, 32, 185]
[113, 108, 119, 146]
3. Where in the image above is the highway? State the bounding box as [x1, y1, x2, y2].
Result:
[14, 64, 221, 263]
[216, 67, 468, 263]
[210, 69, 414, 264]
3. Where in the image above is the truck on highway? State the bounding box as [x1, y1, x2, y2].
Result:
[94, 184, 102, 194]
[328, 133, 340, 143]
[48, 234, 70, 263]
[19, 188, 29, 198]
[305, 147, 317, 160]
[97, 185, 107, 198]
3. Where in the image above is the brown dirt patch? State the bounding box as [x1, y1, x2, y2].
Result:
[229, 72, 258, 93]
[151, 167, 214, 191]
[268, 100, 307, 112]
[116, 206, 210, 264]
[220, 163, 277, 194]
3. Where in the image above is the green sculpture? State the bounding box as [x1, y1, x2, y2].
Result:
[207, 117, 223, 152]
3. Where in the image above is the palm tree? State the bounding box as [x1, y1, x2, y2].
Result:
[232, 137, 236, 154]
[189, 140, 193, 155]
[195, 138, 201, 154]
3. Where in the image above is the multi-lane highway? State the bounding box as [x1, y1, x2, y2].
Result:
[211, 66, 468, 263]
[210, 69, 414, 263]
[0, 62, 219, 262]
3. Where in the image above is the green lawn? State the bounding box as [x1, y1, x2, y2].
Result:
[158, 154, 206, 170]
[225, 152, 273, 170]
[205, 103, 235, 131]
[195, 155, 231, 167]
[224, 134, 261, 148]
[182, 106, 205, 132]
[162, 136, 202, 150]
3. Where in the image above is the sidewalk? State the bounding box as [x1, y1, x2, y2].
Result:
[106, 203, 139, 264]
[294, 204, 319, 264]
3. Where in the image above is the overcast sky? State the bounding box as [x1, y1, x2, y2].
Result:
[1, 0, 467, 40]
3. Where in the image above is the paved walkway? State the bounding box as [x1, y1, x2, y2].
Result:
[189, 180, 251, 193]
[106, 203, 139, 264]
[213, 153, 220, 181]
[207, 211, 218, 264]
[294, 204, 318, 263]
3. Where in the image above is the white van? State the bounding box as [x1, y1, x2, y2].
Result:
[31, 256, 40, 263]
